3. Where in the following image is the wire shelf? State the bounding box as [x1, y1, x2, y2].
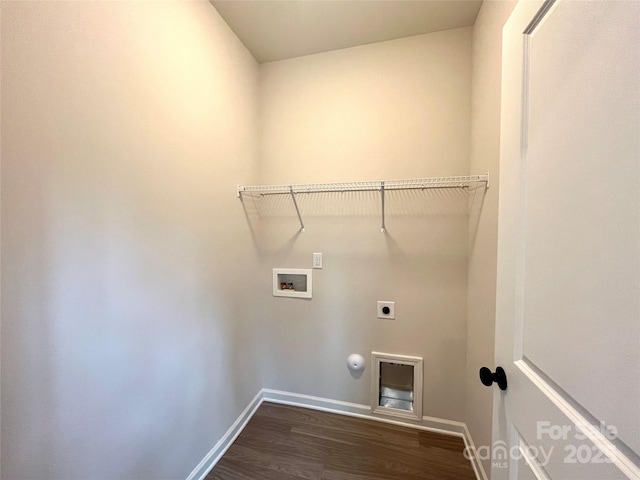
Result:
[237, 174, 489, 197]
[237, 174, 489, 233]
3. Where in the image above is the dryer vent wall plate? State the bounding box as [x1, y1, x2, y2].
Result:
[371, 352, 423, 420]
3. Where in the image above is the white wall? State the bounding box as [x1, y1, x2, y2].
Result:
[0, 2, 261, 479]
[466, 1, 517, 476]
[253, 28, 472, 422]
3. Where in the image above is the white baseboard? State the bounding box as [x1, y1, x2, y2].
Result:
[462, 422, 489, 480]
[185, 390, 264, 480]
[262, 388, 465, 436]
[186, 388, 486, 480]
[261, 388, 372, 417]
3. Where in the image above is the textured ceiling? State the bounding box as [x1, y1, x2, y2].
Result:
[210, 1, 483, 63]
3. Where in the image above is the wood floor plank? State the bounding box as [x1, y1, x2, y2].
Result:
[320, 469, 404, 480]
[209, 458, 307, 480]
[221, 444, 324, 480]
[234, 427, 333, 462]
[418, 430, 467, 451]
[206, 402, 476, 480]
[290, 421, 421, 449]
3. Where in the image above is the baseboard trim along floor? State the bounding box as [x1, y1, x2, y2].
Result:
[185, 390, 264, 480]
[186, 388, 487, 480]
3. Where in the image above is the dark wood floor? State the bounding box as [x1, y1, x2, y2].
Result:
[207, 402, 476, 480]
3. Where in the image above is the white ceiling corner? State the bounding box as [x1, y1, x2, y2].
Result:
[210, 0, 483, 63]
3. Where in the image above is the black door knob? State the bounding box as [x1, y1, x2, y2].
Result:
[479, 366, 507, 391]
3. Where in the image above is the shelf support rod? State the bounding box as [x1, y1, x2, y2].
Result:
[289, 186, 305, 232]
[380, 181, 386, 233]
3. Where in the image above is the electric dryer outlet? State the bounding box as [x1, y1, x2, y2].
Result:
[377, 301, 395, 319]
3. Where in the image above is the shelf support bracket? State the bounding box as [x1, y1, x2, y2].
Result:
[290, 186, 305, 232]
[380, 181, 386, 233]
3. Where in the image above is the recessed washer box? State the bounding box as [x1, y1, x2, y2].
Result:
[273, 268, 312, 298]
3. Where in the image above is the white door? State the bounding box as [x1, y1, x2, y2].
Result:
[493, 1, 640, 479]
